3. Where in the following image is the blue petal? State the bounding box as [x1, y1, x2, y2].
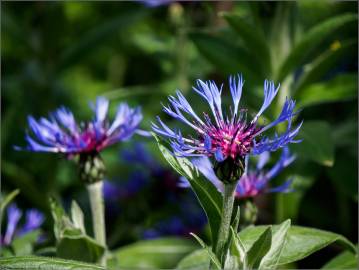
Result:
[265, 147, 296, 180]
[252, 80, 280, 123]
[94, 97, 109, 123]
[192, 157, 224, 192]
[252, 119, 303, 155]
[204, 134, 212, 152]
[256, 98, 298, 135]
[214, 148, 225, 162]
[229, 74, 244, 115]
[20, 209, 44, 235]
[268, 179, 293, 193]
[177, 176, 191, 188]
[256, 151, 270, 170]
[4, 204, 22, 245]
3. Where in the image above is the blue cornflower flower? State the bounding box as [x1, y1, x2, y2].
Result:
[179, 147, 295, 199]
[152, 75, 302, 169]
[1, 203, 44, 246]
[16, 97, 142, 156]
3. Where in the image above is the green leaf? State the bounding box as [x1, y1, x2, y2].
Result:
[229, 227, 247, 269]
[189, 32, 261, 83]
[11, 230, 41, 256]
[295, 40, 357, 92]
[190, 233, 221, 270]
[56, 228, 105, 263]
[153, 133, 223, 247]
[50, 198, 105, 263]
[71, 200, 86, 234]
[246, 226, 272, 269]
[259, 220, 291, 269]
[108, 237, 197, 269]
[291, 121, 334, 166]
[176, 249, 210, 270]
[0, 256, 105, 270]
[57, 8, 149, 71]
[321, 250, 358, 269]
[278, 13, 357, 81]
[296, 74, 358, 108]
[222, 12, 271, 75]
[240, 225, 356, 265]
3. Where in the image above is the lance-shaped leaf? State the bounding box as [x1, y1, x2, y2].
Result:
[222, 12, 271, 75]
[239, 224, 356, 266]
[259, 219, 291, 269]
[153, 133, 223, 247]
[246, 226, 272, 269]
[190, 233, 221, 270]
[278, 13, 357, 81]
[0, 256, 105, 270]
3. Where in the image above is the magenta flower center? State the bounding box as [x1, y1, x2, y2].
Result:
[200, 120, 261, 160]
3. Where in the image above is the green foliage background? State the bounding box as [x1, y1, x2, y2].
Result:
[1, 1, 357, 268]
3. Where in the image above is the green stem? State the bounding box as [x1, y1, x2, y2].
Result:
[87, 181, 107, 266]
[215, 182, 237, 263]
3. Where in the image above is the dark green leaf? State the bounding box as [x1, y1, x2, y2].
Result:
[108, 237, 197, 269]
[246, 227, 272, 269]
[321, 250, 358, 269]
[278, 13, 357, 81]
[296, 74, 358, 108]
[291, 121, 334, 166]
[0, 256, 105, 270]
[295, 40, 357, 92]
[222, 12, 271, 75]
[259, 220, 291, 269]
[189, 32, 260, 83]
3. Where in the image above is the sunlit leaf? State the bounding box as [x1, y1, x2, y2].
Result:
[240, 224, 356, 265]
[0, 256, 105, 270]
[296, 74, 357, 108]
[108, 237, 196, 269]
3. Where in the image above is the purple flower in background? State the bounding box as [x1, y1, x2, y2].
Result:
[138, 0, 175, 7]
[180, 147, 295, 199]
[1, 203, 44, 246]
[152, 74, 301, 167]
[16, 97, 142, 156]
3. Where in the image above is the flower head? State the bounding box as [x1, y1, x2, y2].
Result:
[16, 97, 142, 156]
[1, 203, 44, 246]
[180, 147, 295, 199]
[152, 75, 301, 176]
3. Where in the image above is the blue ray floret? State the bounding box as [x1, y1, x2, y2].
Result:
[16, 97, 143, 156]
[1, 203, 44, 246]
[152, 74, 302, 163]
